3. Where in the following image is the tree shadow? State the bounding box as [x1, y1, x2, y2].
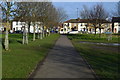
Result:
[17, 40, 22, 44]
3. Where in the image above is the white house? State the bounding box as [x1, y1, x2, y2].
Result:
[62, 18, 112, 34]
[112, 17, 120, 33]
[12, 21, 43, 33]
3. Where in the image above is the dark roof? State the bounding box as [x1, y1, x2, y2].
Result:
[112, 17, 120, 22]
[64, 18, 110, 23]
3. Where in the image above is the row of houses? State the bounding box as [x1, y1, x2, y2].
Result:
[12, 21, 43, 33]
[0, 21, 44, 33]
[60, 17, 120, 34]
[0, 17, 120, 34]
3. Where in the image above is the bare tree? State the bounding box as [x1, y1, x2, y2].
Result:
[80, 3, 109, 35]
[117, 1, 120, 17]
[113, 1, 120, 17]
[80, 5, 91, 33]
[15, 2, 31, 44]
[0, 1, 17, 50]
[80, 5, 90, 19]
[56, 7, 68, 23]
[90, 4, 108, 35]
[16, 1, 68, 41]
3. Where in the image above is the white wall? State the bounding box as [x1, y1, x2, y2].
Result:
[114, 22, 120, 33]
[63, 22, 112, 34]
[12, 21, 42, 33]
[78, 23, 86, 31]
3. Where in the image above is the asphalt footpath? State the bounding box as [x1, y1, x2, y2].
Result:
[31, 35, 96, 79]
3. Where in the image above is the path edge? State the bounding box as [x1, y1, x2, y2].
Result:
[27, 35, 60, 79]
[69, 38, 100, 80]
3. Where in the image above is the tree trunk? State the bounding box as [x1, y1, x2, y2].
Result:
[37, 29, 40, 39]
[99, 28, 101, 38]
[22, 28, 25, 44]
[25, 32, 28, 44]
[23, 26, 28, 44]
[40, 32, 42, 39]
[28, 22, 31, 33]
[37, 32, 39, 39]
[42, 27, 45, 38]
[95, 27, 97, 35]
[33, 26, 35, 41]
[40, 27, 43, 39]
[4, 29, 9, 50]
[48, 30, 50, 36]
[45, 29, 47, 37]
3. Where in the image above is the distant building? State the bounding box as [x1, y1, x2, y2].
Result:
[12, 21, 43, 33]
[112, 17, 120, 33]
[62, 18, 112, 34]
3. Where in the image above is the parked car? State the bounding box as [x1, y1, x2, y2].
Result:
[68, 30, 79, 34]
[13, 30, 23, 33]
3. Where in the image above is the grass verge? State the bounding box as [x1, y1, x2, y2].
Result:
[67, 34, 119, 43]
[68, 34, 119, 80]
[2, 33, 60, 78]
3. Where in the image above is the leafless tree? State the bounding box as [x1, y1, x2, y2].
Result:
[117, 1, 120, 17]
[90, 4, 108, 35]
[56, 7, 68, 23]
[113, 1, 120, 17]
[15, 2, 32, 44]
[16, 1, 68, 40]
[80, 5, 90, 19]
[0, 1, 17, 50]
[80, 3, 109, 35]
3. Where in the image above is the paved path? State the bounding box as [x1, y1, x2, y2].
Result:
[32, 35, 96, 78]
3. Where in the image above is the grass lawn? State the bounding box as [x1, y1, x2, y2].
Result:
[2, 33, 60, 78]
[68, 34, 119, 80]
[68, 34, 119, 43]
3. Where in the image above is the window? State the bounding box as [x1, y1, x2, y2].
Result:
[81, 23, 82, 26]
[61, 29, 63, 31]
[16, 22, 18, 25]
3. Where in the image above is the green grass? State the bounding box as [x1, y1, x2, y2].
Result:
[67, 34, 119, 43]
[0, 34, 2, 38]
[2, 33, 60, 78]
[68, 34, 119, 80]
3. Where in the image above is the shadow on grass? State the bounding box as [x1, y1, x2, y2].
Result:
[73, 43, 119, 80]
[17, 40, 22, 44]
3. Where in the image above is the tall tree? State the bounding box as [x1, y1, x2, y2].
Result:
[80, 3, 109, 35]
[80, 5, 91, 32]
[0, 1, 17, 50]
[15, 2, 33, 44]
[90, 4, 108, 35]
[117, 1, 120, 17]
[113, 1, 120, 17]
[56, 7, 68, 23]
[80, 5, 90, 19]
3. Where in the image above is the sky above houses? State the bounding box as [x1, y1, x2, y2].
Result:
[53, 2, 118, 20]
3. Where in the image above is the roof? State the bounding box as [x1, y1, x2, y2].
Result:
[64, 18, 110, 23]
[112, 17, 120, 22]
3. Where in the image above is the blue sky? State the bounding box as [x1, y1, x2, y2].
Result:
[53, 2, 117, 20]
